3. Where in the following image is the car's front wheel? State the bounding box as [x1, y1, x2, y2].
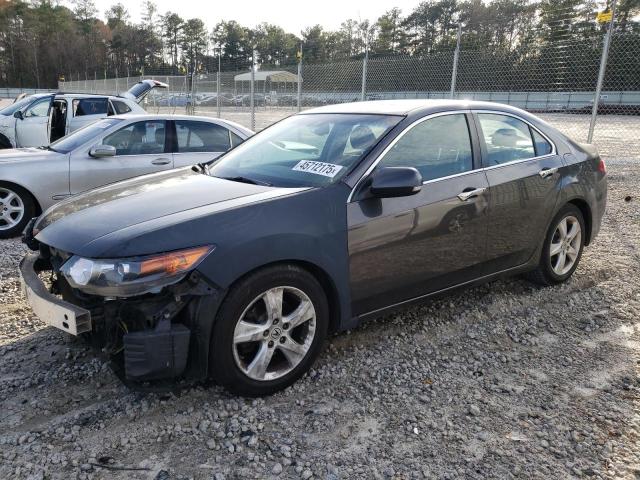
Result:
[209, 265, 329, 396]
[0, 183, 36, 239]
[526, 204, 586, 286]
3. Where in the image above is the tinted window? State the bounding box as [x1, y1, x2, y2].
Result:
[477, 113, 535, 165]
[175, 121, 230, 152]
[112, 100, 132, 115]
[50, 118, 123, 153]
[208, 114, 401, 188]
[24, 97, 51, 117]
[378, 114, 473, 182]
[73, 98, 108, 117]
[230, 131, 244, 147]
[103, 120, 166, 155]
[532, 129, 553, 156]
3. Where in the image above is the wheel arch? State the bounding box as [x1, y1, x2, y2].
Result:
[566, 197, 593, 245]
[0, 133, 14, 149]
[221, 259, 343, 335]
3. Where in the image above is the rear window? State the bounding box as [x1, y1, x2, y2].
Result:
[73, 98, 108, 117]
[112, 100, 132, 115]
[175, 121, 231, 152]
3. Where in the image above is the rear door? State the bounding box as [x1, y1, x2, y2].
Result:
[69, 119, 173, 193]
[348, 112, 490, 315]
[14, 94, 54, 147]
[474, 111, 562, 271]
[68, 97, 110, 133]
[172, 120, 234, 167]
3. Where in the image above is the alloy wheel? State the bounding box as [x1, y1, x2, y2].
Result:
[232, 286, 316, 381]
[0, 187, 25, 231]
[550, 215, 582, 276]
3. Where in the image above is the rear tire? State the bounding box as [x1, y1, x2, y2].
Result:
[209, 264, 329, 396]
[525, 204, 585, 286]
[0, 182, 36, 239]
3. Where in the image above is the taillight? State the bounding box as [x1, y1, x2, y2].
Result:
[597, 158, 606, 174]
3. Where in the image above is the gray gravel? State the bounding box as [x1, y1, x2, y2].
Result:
[1, 156, 639, 480]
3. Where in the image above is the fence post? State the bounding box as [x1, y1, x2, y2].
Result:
[450, 24, 462, 99]
[360, 46, 368, 102]
[217, 47, 222, 118]
[250, 49, 256, 131]
[588, 0, 617, 143]
[297, 43, 303, 112]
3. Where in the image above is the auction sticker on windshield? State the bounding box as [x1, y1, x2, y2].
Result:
[293, 160, 343, 178]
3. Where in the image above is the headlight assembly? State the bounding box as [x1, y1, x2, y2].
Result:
[60, 246, 214, 297]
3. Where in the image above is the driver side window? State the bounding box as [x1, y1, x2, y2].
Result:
[377, 114, 473, 182]
[24, 97, 51, 118]
[103, 121, 166, 156]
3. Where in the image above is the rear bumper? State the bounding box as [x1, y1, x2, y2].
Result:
[19, 252, 91, 335]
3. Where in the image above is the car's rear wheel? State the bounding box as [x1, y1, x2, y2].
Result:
[525, 204, 585, 286]
[0, 134, 12, 149]
[209, 265, 328, 396]
[0, 183, 36, 239]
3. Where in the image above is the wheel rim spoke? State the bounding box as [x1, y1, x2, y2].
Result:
[233, 320, 269, 344]
[0, 187, 24, 231]
[245, 343, 275, 380]
[262, 287, 283, 322]
[550, 241, 563, 256]
[278, 339, 307, 367]
[283, 297, 314, 329]
[557, 218, 567, 240]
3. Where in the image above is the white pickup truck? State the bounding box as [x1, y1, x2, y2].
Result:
[0, 80, 168, 149]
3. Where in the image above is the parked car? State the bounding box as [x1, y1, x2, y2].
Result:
[0, 80, 168, 149]
[0, 114, 252, 237]
[19, 100, 606, 396]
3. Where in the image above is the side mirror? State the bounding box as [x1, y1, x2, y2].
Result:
[89, 144, 116, 158]
[369, 166, 422, 198]
[13, 110, 23, 120]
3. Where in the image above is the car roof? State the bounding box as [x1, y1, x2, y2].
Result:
[301, 99, 529, 116]
[109, 114, 255, 134]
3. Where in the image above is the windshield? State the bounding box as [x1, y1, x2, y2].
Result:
[50, 118, 123, 153]
[208, 113, 402, 187]
[0, 95, 38, 116]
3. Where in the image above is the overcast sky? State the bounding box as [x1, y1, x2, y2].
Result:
[87, 0, 423, 34]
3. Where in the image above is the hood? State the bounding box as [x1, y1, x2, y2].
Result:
[35, 168, 307, 257]
[0, 148, 59, 163]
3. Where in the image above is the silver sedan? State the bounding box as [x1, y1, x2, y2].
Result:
[0, 114, 253, 237]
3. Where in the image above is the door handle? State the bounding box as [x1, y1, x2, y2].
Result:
[457, 187, 487, 202]
[151, 158, 171, 166]
[539, 167, 558, 179]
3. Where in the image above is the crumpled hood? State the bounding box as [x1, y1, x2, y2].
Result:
[35, 167, 306, 257]
[0, 148, 56, 163]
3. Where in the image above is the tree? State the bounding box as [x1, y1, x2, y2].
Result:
[162, 12, 183, 69]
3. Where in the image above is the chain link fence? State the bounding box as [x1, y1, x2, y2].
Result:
[58, 7, 638, 159]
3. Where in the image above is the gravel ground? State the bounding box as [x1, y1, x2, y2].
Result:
[1, 156, 639, 480]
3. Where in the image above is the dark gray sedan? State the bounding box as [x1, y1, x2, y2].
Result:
[20, 100, 607, 396]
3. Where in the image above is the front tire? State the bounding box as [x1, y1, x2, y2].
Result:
[0, 134, 12, 149]
[0, 182, 36, 239]
[525, 204, 586, 286]
[209, 265, 329, 396]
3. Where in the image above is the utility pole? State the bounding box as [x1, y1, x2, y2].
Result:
[450, 24, 462, 99]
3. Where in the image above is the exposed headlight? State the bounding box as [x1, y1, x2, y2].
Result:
[60, 246, 214, 297]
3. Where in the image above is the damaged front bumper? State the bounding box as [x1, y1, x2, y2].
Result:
[20, 249, 224, 384]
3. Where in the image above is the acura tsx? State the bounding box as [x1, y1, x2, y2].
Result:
[20, 100, 607, 396]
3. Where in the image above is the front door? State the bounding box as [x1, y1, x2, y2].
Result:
[70, 119, 173, 194]
[348, 112, 490, 316]
[15, 95, 54, 147]
[474, 112, 563, 271]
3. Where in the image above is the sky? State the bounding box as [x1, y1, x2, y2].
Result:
[88, 0, 423, 34]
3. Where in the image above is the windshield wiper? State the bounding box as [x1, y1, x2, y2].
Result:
[218, 176, 273, 187]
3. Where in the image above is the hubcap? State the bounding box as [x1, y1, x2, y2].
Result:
[232, 286, 316, 381]
[0, 187, 25, 231]
[550, 215, 581, 276]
